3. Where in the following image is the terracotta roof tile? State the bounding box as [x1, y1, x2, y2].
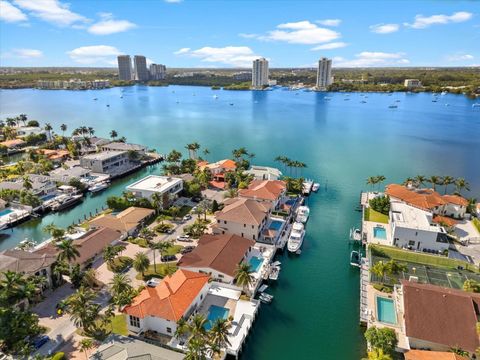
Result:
[405, 350, 468, 360]
[239, 180, 286, 201]
[386, 184, 446, 210]
[124, 270, 209, 321]
[89, 207, 154, 233]
[216, 197, 270, 225]
[443, 194, 469, 206]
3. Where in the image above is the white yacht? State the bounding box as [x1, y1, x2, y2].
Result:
[88, 181, 109, 193]
[312, 183, 320, 192]
[296, 206, 310, 223]
[287, 222, 305, 253]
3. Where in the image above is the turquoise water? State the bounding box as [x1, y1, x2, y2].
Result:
[373, 226, 387, 239]
[0, 209, 13, 216]
[248, 256, 264, 272]
[205, 305, 229, 331]
[0, 86, 479, 359]
[376, 297, 397, 324]
[269, 219, 284, 231]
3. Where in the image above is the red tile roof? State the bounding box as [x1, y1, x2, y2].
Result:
[239, 180, 286, 201]
[405, 350, 468, 360]
[443, 194, 469, 206]
[178, 233, 254, 277]
[402, 280, 480, 353]
[386, 184, 446, 210]
[124, 270, 210, 321]
[432, 215, 458, 227]
[216, 197, 271, 225]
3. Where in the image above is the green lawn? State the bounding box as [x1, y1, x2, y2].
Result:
[178, 205, 192, 218]
[473, 218, 480, 234]
[107, 256, 133, 272]
[370, 244, 478, 273]
[135, 263, 178, 281]
[128, 237, 149, 248]
[163, 245, 183, 256]
[110, 314, 128, 336]
[364, 208, 389, 224]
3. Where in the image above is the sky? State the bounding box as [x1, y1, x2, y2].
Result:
[0, 0, 479, 68]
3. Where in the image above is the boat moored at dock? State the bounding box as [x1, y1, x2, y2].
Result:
[296, 206, 310, 223]
[287, 222, 305, 253]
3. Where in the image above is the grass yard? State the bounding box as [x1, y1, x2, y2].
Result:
[107, 256, 133, 273]
[178, 205, 192, 218]
[473, 218, 480, 234]
[164, 244, 183, 256]
[110, 314, 128, 336]
[128, 237, 149, 248]
[370, 244, 478, 273]
[135, 263, 178, 281]
[364, 208, 389, 224]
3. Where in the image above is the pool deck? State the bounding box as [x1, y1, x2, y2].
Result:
[363, 220, 392, 246]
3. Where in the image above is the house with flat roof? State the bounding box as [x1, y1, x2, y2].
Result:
[49, 165, 92, 183]
[0, 174, 57, 198]
[89, 207, 155, 236]
[123, 269, 210, 337]
[100, 141, 147, 154]
[389, 202, 450, 252]
[126, 175, 183, 207]
[239, 180, 286, 209]
[401, 280, 480, 354]
[245, 165, 282, 180]
[214, 197, 271, 241]
[80, 151, 134, 176]
[178, 233, 255, 284]
[90, 334, 184, 360]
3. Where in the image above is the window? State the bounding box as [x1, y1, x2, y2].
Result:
[167, 327, 172, 334]
[218, 274, 224, 278]
[130, 315, 140, 328]
[408, 240, 415, 247]
[252, 225, 254, 229]
[253, 234, 256, 240]
[244, 224, 246, 228]
[224, 220, 227, 224]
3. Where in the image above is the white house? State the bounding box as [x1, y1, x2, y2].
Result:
[0, 174, 57, 198]
[442, 195, 469, 219]
[390, 202, 450, 252]
[123, 270, 210, 336]
[245, 165, 282, 181]
[126, 175, 183, 206]
[80, 151, 133, 176]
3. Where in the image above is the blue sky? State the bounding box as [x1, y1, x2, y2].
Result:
[0, 0, 479, 68]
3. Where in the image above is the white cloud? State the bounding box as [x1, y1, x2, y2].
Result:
[174, 46, 260, 67]
[2, 48, 43, 58]
[14, 0, 87, 26]
[316, 19, 341, 27]
[447, 54, 474, 61]
[239, 33, 258, 39]
[0, 0, 27, 22]
[256, 20, 340, 44]
[404, 11, 473, 29]
[311, 42, 348, 50]
[88, 13, 136, 35]
[334, 51, 409, 67]
[370, 23, 399, 34]
[67, 45, 122, 65]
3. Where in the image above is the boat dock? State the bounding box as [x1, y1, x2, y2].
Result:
[359, 256, 369, 325]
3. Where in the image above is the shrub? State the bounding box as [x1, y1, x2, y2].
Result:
[369, 195, 390, 215]
[364, 326, 397, 355]
[51, 351, 66, 360]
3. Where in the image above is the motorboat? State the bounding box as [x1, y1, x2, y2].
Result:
[361, 100, 367, 104]
[312, 183, 320, 192]
[259, 293, 273, 303]
[213, 95, 219, 99]
[287, 222, 305, 253]
[350, 227, 362, 241]
[268, 265, 280, 280]
[441, 91, 447, 95]
[50, 194, 83, 212]
[472, 103, 480, 108]
[350, 251, 360, 267]
[93, 98, 98, 101]
[388, 104, 398, 108]
[302, 179, 313, 195]
[88, 181, 109, 193]
[296, 206, 310, 223]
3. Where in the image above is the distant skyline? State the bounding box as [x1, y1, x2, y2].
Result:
[0, 0, 479, 68]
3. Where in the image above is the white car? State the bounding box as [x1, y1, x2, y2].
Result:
[177, 235, 191, 242]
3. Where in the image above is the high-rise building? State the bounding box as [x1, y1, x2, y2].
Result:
[316, 57, 333, 89]
[134, 55, 149, 81]
[117, 55, 133, 81]
[252, 58, 269, 89]
[149, 64, 166, 80]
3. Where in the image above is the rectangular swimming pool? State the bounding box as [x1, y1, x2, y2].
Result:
[0, 209, 13, 217]
[269, 219, 284, 231]
[205, 305, 229, 330]
[248, 256, 264, 272]
[373, 226, 387, 240]
[376, 297, 396, 324]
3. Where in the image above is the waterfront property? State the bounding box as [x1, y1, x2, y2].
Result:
[100, 141, 148, 155]
[239, 180, 287, 209]
[213, 197, 271, 241]
[245, 165, 282, 181]
[126, 175, 183, 205]
[0, 174, 57, 199]
[405, 350, 468, 360]
[198, 159, 236, 188]
[80, 151, 135, 177]
[89, 207, 155, 236]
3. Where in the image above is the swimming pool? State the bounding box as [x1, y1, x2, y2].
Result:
[0, 209, 13, 217]
[248, 256, 264, 272]
[376, 297, 396, 324]
[269, 219, 284, 231]
[205, 305, 229, 330]
[373, 227, 387, 240]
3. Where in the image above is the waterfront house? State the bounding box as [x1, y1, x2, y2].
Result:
[0, 174, 57, 198]
[385, 184, 468, 219]
[400, 280, 480, 354]
[177, 233, 255, 283]
[213, 197, 271, 241]
[126, 175, 183, 207]
[0, 138, 26, 152]
[15, 126, 46, 138]
[36, 149, 70, 163]
[75, 136, 111, 154]
[89, 207, 155, 236]
[80, 151, 135, 177]
[405, 350, 468, 360]
[239, 180, 287, 209]
[245, 165, 282, 180]
[199, 159, 236, 188]
[389, 202, 450, 252]
[90, 334, 184, 360]
[49, 165, 92, 183]
[123, 269, 210, 336]
[100, 141, 147, 155]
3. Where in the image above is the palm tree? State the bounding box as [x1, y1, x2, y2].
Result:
[79, 338, 94, 360]
[370, 261, 388, 283]
[186, 142, 201, 159]
[234, 262, 254, 295]
[66, 286, 99, 333]
[376, 175, 386, 191]
[151, 192, 163, 213]
[88, 127, 95, 137]
[427, 175, 440, 191]
[402, 177, 414, 187]
[202, 148, 210, 161]
[414, 175, 426, 188]
[60, 124, 67, 136]
[109, 273, 134, 310]
[22, 175, 32, 191]
[175, 317, 190, 338]
[44, 123, 53, 140]
[0, 271, 36, 304]
[366, 176, 378, 191]
[442, 175, 454, 194]
[103, 244, 126, 269]
[82, 268, 98, 288]
[232, 147, 248, 162]
[454, 177, 470, 194]
[208, 318, 232, 356]
[5, 117, 17, 127]
[18, 114, 27, 126]
[110, 130, 118, 140]
[55, 239, 80, 262]
[133, 252, 150, 278]
[185, 336, 208, 360]
[43, 224, 66, 241]
[224, 188, 238, 199]
[170, 206, 180, 220]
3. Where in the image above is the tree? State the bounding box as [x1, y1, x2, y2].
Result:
[442, 176, 454, 194]
[428, 175, 441, 191]
[110, 130, 118, 140]
[44, 123, 53, 140]
[82, 268, 98, 288]
[186, 142, 200, 159]
[463, 279, 480, 293]
[414, 175, 426, 188]
[385, 259, 407, 276]
[202, 148, 210, 160]
[79, 338, 94, 360]
[370, 261, 388, 283]
[0, 306, 42, 356]
[170, 206, 180, 220]
[364, 326, 397, 355]
[0, 271, 37, 305]
[43, 224, 66, 241]
[65, 286, 100, 334]
[22, 175, 32, 191]
[208, 318, 232, 356]
[103, 244, 126, 270]
[133, 252, 150, 277]
[364, 348, 392, 360]
[369, 196, 390, 215]
[55, 239, 80, 262]
[454, 178, 470, 194]
[234, 262, 254, 295]
[166, 149, 182, 164]
[60, 124, 67, 136]
[224, 188, 238, 199]
[109, 273, 135, 310]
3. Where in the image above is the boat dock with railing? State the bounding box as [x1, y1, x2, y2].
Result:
[359, 257, 369, 325]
